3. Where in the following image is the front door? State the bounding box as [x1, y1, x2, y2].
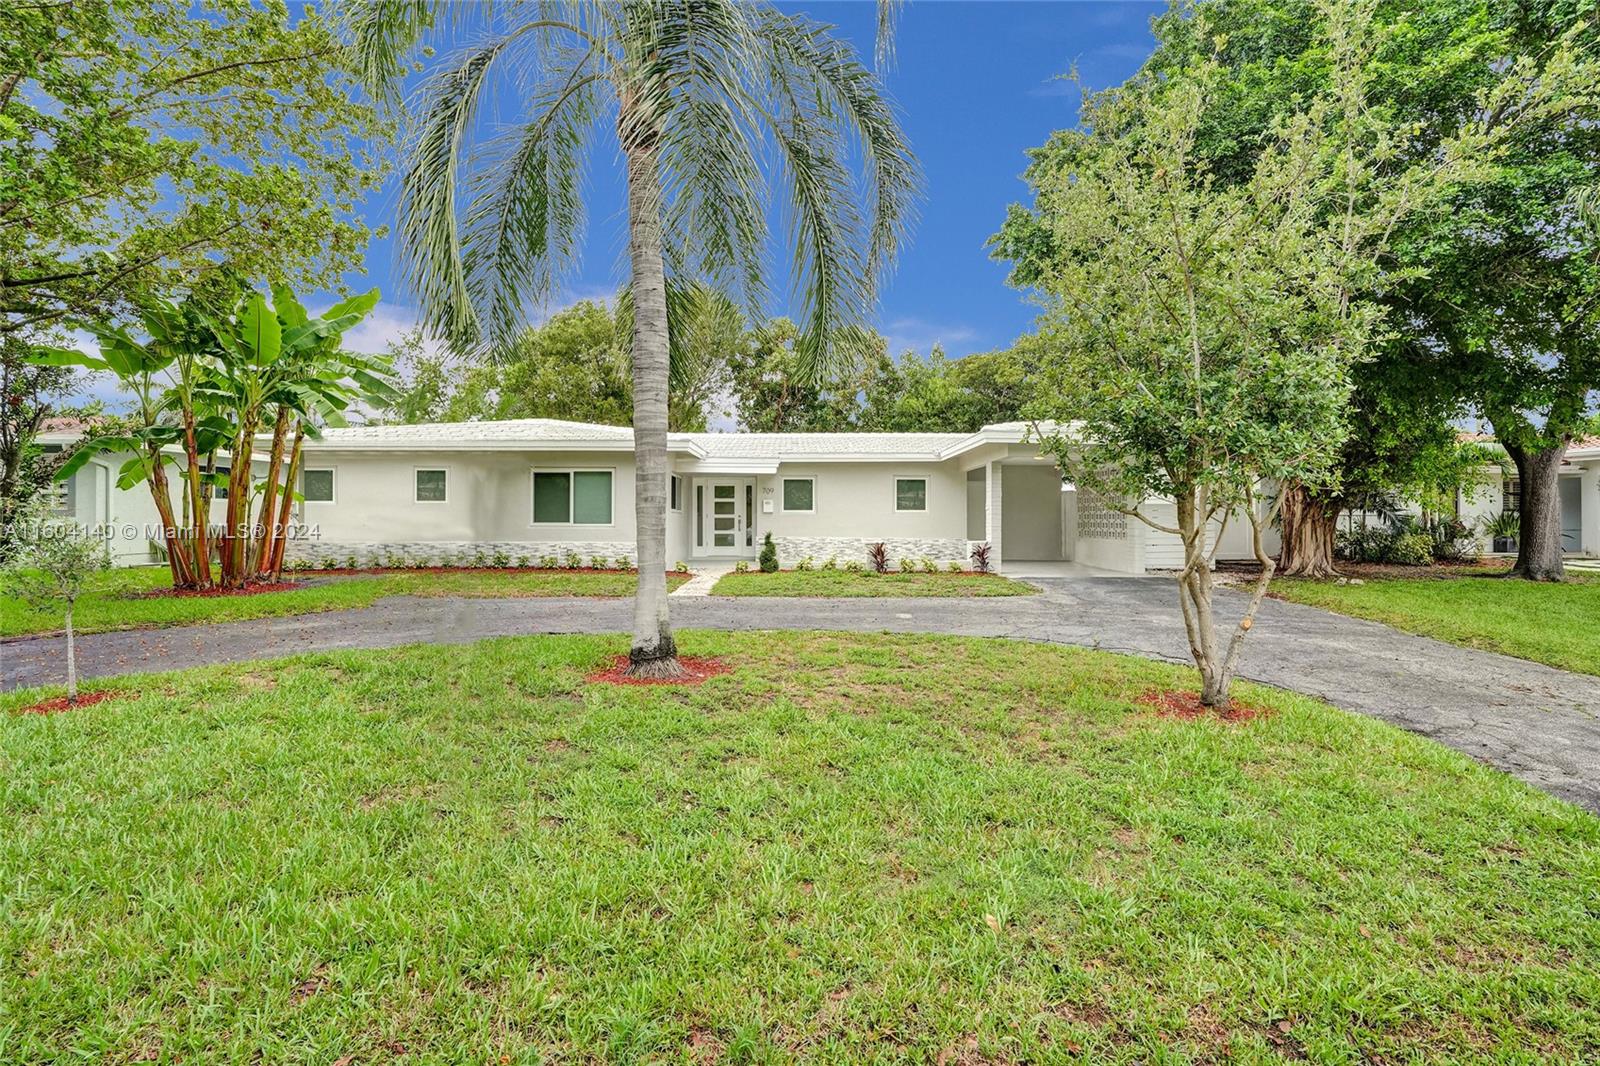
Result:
[695, 479, 757, 556]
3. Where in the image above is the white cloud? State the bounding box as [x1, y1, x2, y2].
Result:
[882, 317, 981, 358]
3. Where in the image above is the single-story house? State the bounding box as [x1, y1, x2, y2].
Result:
[35, 420, 1600, 574]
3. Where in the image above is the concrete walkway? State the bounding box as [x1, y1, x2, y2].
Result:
[3, 577, 1597, 812]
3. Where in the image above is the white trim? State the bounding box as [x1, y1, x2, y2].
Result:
[530, 466, 616, 528]
[893, 474, 928, 513]
[780, 475, 816, 514]
[413, 466, 449, 503]
[302, 466, 336, 504]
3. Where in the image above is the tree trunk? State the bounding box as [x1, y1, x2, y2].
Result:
[621, 116, 682, 678]
[147, 445, 194, 588]
[65, 600, 76, 704]
[220, 416, 257, 588]
[1277, 481, 1339, 578]
[182, 409, 211, 588]
[268, 426, 304, 579]
[1505, 442, 1567, 581]
[252, 407, 291, 576]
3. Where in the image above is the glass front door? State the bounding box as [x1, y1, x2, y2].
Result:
[695, 479, 757, 556]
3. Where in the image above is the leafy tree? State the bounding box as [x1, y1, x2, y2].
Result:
[1, 0, 386, 337]
[724, 318, 881, 432]
[1, 334, 74, 551]
[349, 1, 918, 676]
[1009, 0, 1600, 580]
[860, 344, 1036, 432]
[2, 501, 110, 705]
[1013, 6, 1497, 709]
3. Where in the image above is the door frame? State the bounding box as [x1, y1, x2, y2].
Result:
[692, 477, 759, 557]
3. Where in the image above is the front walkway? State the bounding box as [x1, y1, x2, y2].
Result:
[4, 577, 1597, 812]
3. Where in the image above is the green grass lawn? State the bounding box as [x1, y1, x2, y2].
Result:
[5, 632, 1597, 1064]
[712, 569, 1035, 597]
[0, 567, 689, 639]
[1270, 571, 1600, 676]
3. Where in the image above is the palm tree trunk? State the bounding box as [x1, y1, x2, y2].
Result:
[252, 407, 291, 577]
[268, 426, 304, 579]
[622, 130, 682, 678]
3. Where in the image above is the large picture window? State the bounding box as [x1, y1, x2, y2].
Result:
[781, 477, 815, 512]
[302, 468, 334, 503]
[894, 477, 927, 512]
[533, 469, 613, 524]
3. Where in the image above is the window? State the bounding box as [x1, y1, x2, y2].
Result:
[302, 468, 334, 503]
[782, 477, 815, 513]
[415, 468, 447, 502]
[533, 469, 613, 524]
[695, 484, 704, 547]
[670, 474, 683, 512]
[895, 477, 927, 512]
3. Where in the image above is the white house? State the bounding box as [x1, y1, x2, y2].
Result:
[35, 419, 1599, 574]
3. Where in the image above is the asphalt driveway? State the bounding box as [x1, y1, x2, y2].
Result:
[3, 576, 1597, 812]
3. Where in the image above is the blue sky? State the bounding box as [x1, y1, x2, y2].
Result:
[333, 1, 1164, 366]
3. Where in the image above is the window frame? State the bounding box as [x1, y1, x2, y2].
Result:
[780, 476, 816, 514]
[893, 475, 929, 513]
[670, 473, 683, 513]
[413, 466, 449, 504]
[531, 467, 616, 527]
[301, 467, 336, 505]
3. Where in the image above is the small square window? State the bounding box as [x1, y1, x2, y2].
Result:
[782, 477, 815, 512]
[302, 468, 334, 503]
[895, 477, 927, 512]
[415, 469, 447, 502]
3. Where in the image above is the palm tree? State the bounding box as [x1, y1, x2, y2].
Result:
[347, 1, 918, 676]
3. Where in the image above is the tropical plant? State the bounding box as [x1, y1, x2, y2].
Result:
[346, 0, 917, 676]
[1, 501, 111, 704]
[969, 542, 992, 574]
[867, 542, 890, 574]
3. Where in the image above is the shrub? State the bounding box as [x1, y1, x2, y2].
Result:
[919, 557, 937, 573]
[970, 542, 993, 574]
[563, 550, 583, 569]
[590, 555, 609, 570]
[674, 560, 690, 573]
[759, 532, 779, 573]
[844, 559, 865, 573]
[897, 557, 916, 573]
[867, 542, 889, 573]
[616, 557, 635, 571]
[515, 554, 532, 568]
[820, 556, 838, 571]
[1389, 531, 1434, 566]
[1335, 527, 1394, 563]
[796, 556, 815, 571]
[1429, 519, 1479, 563]
[344, 553, 360, 570]
[539, 554, 559, 569]
[472, 548, 491, 568]
[734, 560, 751, 573]
[947, 560, 963, 573]
[491, 549, 511, 568]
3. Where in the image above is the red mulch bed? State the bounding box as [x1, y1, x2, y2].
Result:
[585, 655, 731, 686]
[129, 581, 299, 600]
[301, 566, 671, 577]
[12, 689, 121, 716]
[1136, 689, 1272, 724]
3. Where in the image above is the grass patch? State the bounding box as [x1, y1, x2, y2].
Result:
[1271, 571, 1599, 676]
[1, 567, 689, 638]
[712, 569, 1035, 597]
[4, 632, 1598, 1063]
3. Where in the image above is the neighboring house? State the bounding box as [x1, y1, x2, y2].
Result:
[35, 419, 1598, 573]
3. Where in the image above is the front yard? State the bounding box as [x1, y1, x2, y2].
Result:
[713, 569, 1035, 597]
[5, 632, 1597, 1063]
[1270, 567, 1600, 676]
[0, 567, 689, 639]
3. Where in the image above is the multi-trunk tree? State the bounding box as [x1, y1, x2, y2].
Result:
[1001, 2, 1507, 708]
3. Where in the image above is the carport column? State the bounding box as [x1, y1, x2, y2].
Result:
[985, 461, 1003, 572]
[1583, 462, 1600, 556]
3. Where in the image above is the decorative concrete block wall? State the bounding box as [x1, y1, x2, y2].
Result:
[285, 539, 637, 568]
[774, 536, 972, 569]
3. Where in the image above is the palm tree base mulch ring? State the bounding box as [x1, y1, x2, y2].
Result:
[129, 581, 300, 600]
[586, 655, 731, 687]
[1136, 690, 1272, 724]
[12, 690, 121, 716]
